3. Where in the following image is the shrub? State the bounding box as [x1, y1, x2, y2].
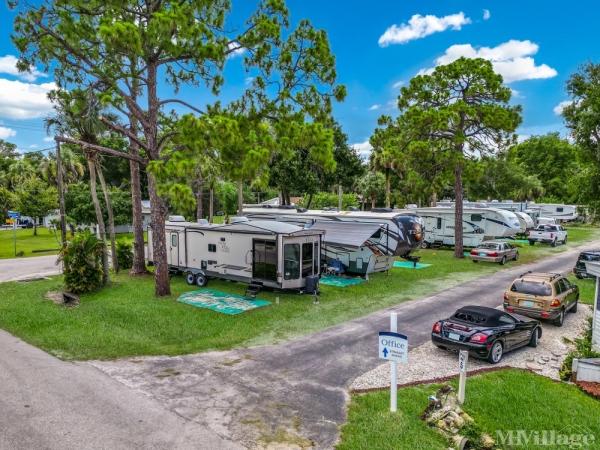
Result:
[58, 230, 104, 294]
[116, 239, 134, 270]
[298, 192, 360, 210]
[559, 318, 600, 381]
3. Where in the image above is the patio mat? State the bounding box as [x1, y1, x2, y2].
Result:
[177, 289, 270, 315]
[393, 261, 432, 269]
[320, 275, 365, 287]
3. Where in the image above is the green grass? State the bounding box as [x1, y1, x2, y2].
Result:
[568, 275, 596, 305]
[339, 369, 600, 450]
[0, 226, 598, 360]
[0, 227, 145, 259]
[0, 227, 61, 258]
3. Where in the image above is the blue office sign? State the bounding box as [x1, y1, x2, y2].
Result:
[8, 210, 20, 219]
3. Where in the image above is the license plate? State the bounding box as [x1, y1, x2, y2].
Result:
[448, 332, 461, 341]
[479, 252, 487, 256]
[521, 300, 535, 308]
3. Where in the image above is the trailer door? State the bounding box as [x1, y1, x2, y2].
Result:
[252, 239, 277, 282]
[168, 232, 179, 266]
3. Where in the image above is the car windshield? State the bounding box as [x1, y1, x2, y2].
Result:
[511, 280, 552, 296]
[453, 311, 490, 324]
[579, 253, 600, 262]
[479, 243, 499, 250]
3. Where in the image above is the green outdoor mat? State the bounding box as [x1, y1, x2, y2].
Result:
[393, 261, 432, 269]
[178, 289, 270, 315]
[320, 275, 365, 287]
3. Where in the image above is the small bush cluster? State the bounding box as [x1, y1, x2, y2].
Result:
[58, 230, 104, 294]
[559, 317, 600, 380]
[116, 240, 134, 270]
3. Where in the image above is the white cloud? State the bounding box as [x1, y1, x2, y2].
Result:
[368, 104, 381, 111]
[553, 100, 572, 115]
[421, 40, 557, 83]
[352, 140, 373, 158]
[227, 42, 245, 58]
[43, 136, 54, 143]
[392, 80, 404, 89]
[0, 126, 16, 139]
[0, 55, 46, 82]
[29, 144, 38, 148]
[0, 79, 57, 119]
[378, 12, 471, 46]
[511, 88, 523, 99]
[483, 9, 491, 20]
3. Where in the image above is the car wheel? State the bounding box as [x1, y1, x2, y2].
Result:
[500, 256, 507, 265]
[570, 301, 578, 313]
[514, 252, 519, 261]
[473, 260, 479, 263]
[575, 273, 583, 279]
[195, 274, 208, 287]
[529, 240, 535, 246]
[554, 309, 565, 327]
[551, 239, 557, 247]
[564, 236, 568, 245]
[528, 328, 539, 347]
[185, 272, 196, 285]
[488, 341, 504, 364]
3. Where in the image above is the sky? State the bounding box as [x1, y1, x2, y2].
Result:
[0, 0, 598, 158]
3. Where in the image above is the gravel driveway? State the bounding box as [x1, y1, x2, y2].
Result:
[351, 305, 592, 391]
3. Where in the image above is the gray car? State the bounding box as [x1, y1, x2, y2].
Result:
[469, 241, 519, 265]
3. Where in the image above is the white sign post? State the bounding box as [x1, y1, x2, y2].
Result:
[458, 350, 469, 404]
[378, 312, 408, 412]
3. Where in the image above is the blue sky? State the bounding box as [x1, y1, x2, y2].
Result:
[0, 1, 598, 157]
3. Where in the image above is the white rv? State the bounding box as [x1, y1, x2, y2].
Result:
[242, 207, 424, 275]
[413, 206, 521, 248]
[514, 211, 535, 233]
[147, 218, 323, 293]
[534, 203, 579, 222]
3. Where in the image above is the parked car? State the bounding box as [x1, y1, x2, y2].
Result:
[503, 272, 579, 326]
[573, 250, 600, 279]
[431, 305, 541, 364]
[469, 240, 519, 265]
[528, 224, 567, 247]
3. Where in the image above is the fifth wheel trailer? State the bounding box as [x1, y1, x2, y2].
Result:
[147, 218, 323, 293]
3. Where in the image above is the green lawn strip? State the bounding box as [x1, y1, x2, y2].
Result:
[338, 369, 600, 450]
[568, 275, 596, 305]
[0, 227, 146, 259]
[0, 227, 598, 360]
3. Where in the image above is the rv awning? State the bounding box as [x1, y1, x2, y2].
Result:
[309, 221, 383, 248]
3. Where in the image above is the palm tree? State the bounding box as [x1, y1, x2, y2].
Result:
[39, 146, 85, 186]
[45, 89, 117, 283]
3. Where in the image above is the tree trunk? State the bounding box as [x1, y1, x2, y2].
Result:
[55, 140, 67, 247]
[431, 191, 438, 207]
[237, 179, 244, 216]
[96, 163, 118, 273]
[454, 162, 464, 259]
[371, 195, 376, 209]
[33, 221, 37, 236]
[306, 192, 314, 209]
[147, 173, 170, 296]
[128, 129, 147, 275]
[87, 156, 110, 284]
[209, 185, 214, 223]
[385, 168, 391, 208]
[194, 172, 204, 221]
[338, 185, 343, 210]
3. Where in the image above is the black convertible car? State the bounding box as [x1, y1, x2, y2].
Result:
[431, 305, 541, 363]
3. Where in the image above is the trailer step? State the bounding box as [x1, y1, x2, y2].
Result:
[245, 283, 262, 299]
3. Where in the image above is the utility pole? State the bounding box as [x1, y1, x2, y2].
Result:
[55, 138, 67, 247]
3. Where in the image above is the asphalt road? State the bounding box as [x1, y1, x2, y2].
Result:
[0, 329, 241, 450]
[0, 254, 61, 282]
[91, 240, 600, 449]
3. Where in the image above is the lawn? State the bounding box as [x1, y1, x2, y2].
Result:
[1, 226, 599, 360]
[338, 369, 600, 450]
[0, 226, 61, 258]
[0, 227, 145, 259]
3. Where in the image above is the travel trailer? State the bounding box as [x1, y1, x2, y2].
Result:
[514, 211, 535, 233]
[535, 203, 579, 222]
[147, 217, 323, 293]
[412, 206, 521, 248]
[242, 206, 424, 275]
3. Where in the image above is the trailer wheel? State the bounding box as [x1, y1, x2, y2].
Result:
[185, 272, 196, 285]
[195, 274, 208, 287]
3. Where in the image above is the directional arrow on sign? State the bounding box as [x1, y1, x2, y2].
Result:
[382, 347, 388, 358]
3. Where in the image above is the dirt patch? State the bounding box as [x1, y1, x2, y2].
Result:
[577, 381, 600, 399]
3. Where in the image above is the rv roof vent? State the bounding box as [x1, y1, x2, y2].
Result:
[197, 219, 209, 225]
[371, 207, 393, 213]
[168, 215, 186, 222]
[490, 199, 499, 203]
[230, 216, 249, 224]
[296, 208, 307, 213]
[322, 207, 339, 211]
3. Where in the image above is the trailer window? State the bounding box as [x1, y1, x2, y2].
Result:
[557, 207, 564, 212]
[302, 242, 313, 277]
[284, 244, 300, 280]
[171, 234, 177, 247]
[208, 244, 216, 252]
[436, 218, 442, 229]
[470, 214, 483, 222]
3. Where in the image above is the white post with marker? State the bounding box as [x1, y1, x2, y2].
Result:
[378, 312, 408, 413]
[458, 350, 468, 404]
